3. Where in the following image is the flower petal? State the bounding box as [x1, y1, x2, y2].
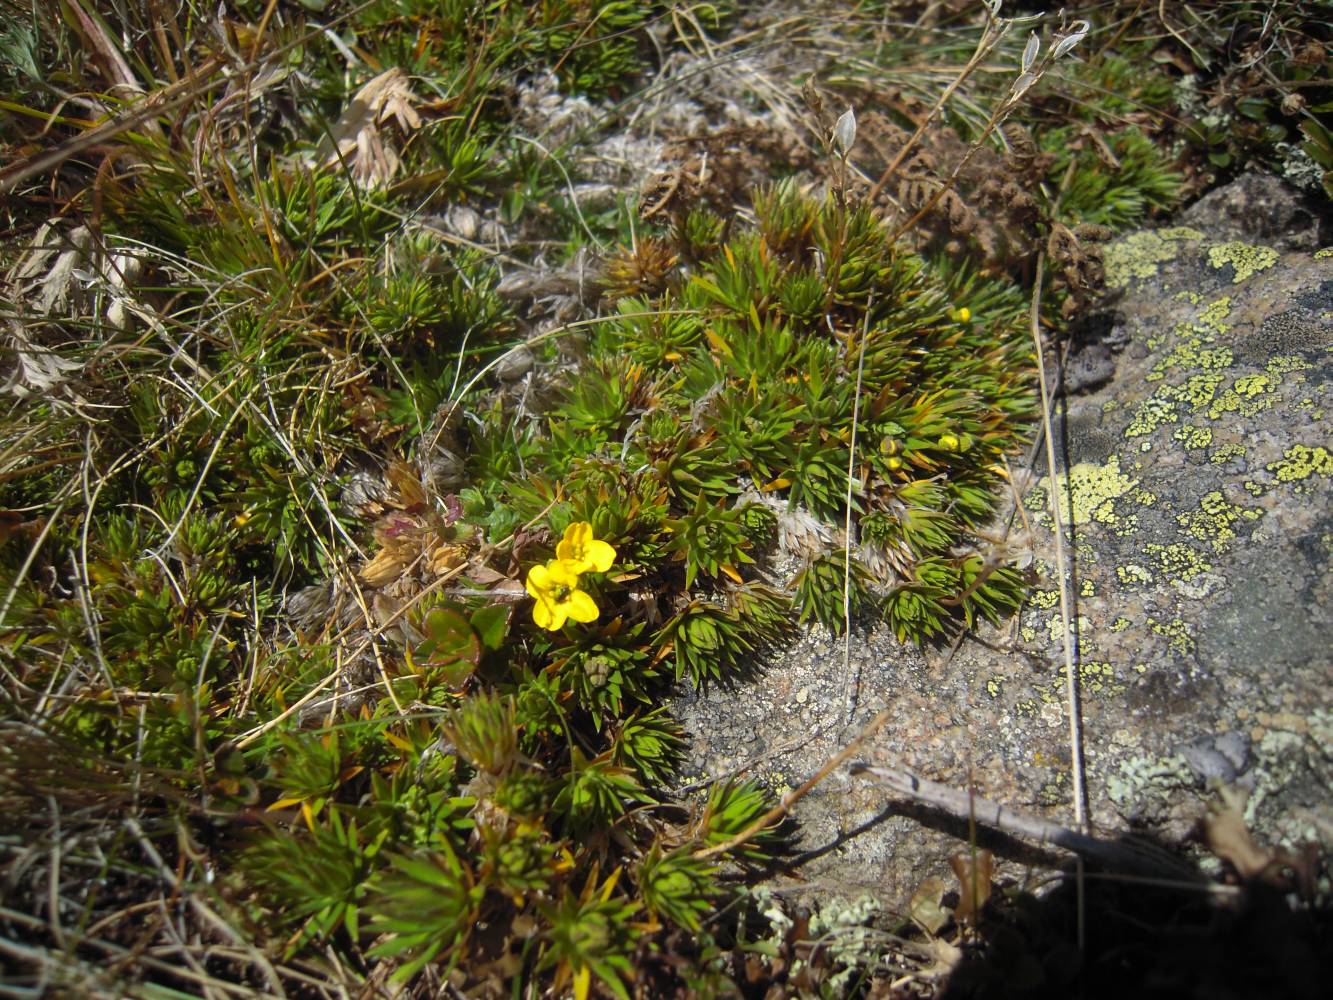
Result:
[546, 558, 585, 585]
[582, 538, 616, 573]
[533, 599, 565, 631]
[564, 588, 600, 623]
[556, 522, 592, 563]
[525, 562, 551, 599]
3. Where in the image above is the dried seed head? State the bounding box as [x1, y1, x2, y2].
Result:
[833, 107, 857, 156]
[600, 236, 678, 299]
[495, 344, 535, 381]
[342, 469, 391, 518]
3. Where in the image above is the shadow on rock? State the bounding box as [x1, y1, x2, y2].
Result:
[939, 834, 1331, 1000]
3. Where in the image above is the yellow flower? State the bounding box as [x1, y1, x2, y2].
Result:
[555, 521, 616, 574]
[526, 559, 600, 631]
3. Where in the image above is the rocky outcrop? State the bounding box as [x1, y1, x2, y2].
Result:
[672, 178, 1332, 907]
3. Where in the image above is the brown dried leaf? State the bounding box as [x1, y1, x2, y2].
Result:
[1204, 785, 1275, 879]
[360, 539, 415, 587]
[948, 848, 994, 924]
[466, 562, 507, 586]
[909, 875, 951, 936]
[386, 460, 428, 510]
[427, 542, 467, 576]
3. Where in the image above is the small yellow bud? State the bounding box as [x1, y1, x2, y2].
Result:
[939, 433, 960, 451]
[886, 456, 904, 471]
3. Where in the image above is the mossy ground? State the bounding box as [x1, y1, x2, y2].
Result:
[0, 2, 1328, 997]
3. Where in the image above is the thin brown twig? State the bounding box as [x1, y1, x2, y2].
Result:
[851, 763, 1198, 880]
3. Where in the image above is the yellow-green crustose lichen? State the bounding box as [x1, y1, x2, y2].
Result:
[1207, 241, 1280, 283]
[1145, 541, 1211, 582]
[1175, 491, 1262, 551]
[1147, 337, 1232, 382]
[1159, 227, 1206, 241]
[1124, 307, 1310, 442]
[1109, 616, 1132, 632]
[1030, 589, 1060, 610]
[1211, 443, 1246, 464]
[1174, 425, 1212, 450]
[1197, 296, 1232, 334]
[1149, 616, 1196, 655]
[1117, 564, 1153, 586]
[1103, 228, 1201, 289]
[1028, 455, 1138, 527]
[1044, 613, 1091, 644]
[1125, 373, 1228, 438]
[1295, 396, 1324, 419]
[1206, 359, 1305, 420]
[1047, 660, 1121, 697]
[1267, 444, 1331, 483]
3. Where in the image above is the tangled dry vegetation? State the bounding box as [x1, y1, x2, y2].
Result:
[0, 1, 1328, 997]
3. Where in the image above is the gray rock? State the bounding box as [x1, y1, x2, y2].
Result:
[672, 223, 1332, 908]
[1177, 171, 1332, 253]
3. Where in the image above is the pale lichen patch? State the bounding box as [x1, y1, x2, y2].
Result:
[1028, 455, 1138, 526]
[1105, 230, 1187, 289]
[1148, 616, 1196, 655]
[1158, 227, 1205, 241]
[1267, 444, 1331, 483]
[1207, 241, 1279, 283]
[1145, 541, 1211, 581]
[1210, 443, 1246, 464]
[1197, 296, 1232, 334]
[1107, 752, 1195, 809]
[1175, 491, 1262, 552]
[1030, 589, 1059, 610]
[1173, 425, 1212, 450]
[1117, 564, 1153, 586]
[1044, 613, 1090, 643]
